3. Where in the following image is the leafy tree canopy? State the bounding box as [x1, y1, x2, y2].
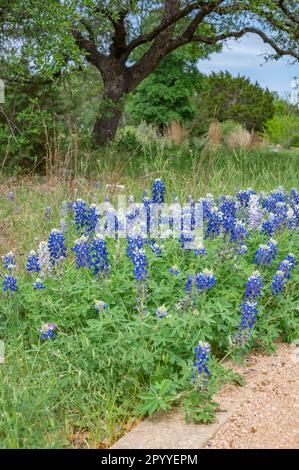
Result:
[193, 71, 275, 133]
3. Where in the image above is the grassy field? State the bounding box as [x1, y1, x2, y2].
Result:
[0, 146, 298, 448]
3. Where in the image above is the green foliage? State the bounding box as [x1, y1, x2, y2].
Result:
[126, 52, 205, 128]
[0, 187, 298, 448]
[263, 99, 299, 148]
[192, 72, 275, 135]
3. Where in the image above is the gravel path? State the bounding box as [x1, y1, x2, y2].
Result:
[205, 342, 299, 449]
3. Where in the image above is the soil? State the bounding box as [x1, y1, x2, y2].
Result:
[205, 342, 299, 449]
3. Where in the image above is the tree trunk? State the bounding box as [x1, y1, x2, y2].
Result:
[93, 101, 123, 147]
[92, 67, 128, 147]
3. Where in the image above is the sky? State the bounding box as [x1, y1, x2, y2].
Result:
[197, 33, 299, 99]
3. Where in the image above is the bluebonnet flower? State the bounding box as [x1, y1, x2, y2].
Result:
[126, 235, 145, 258]
[95, 300, 108, 312]
[37, 241, 52, 278]
[244, 271, 264, 300]
[205, 206, 223, 238]
[284, 253, 296, 269]
[72, 236, 92, 269]
[270, 270, 286, 296]
[185, 274, 193, 293]
[7, 191, 14, 201]
[148, 240, 162, 256]
[33, 278, 46, 290]
[219, 196, 237, 235]
[2, 251, 16, 271]
[194, 246, 207, 256]
[152, 178, 165, 204]
[131, 247, 147, 281]
[40, 323, 57, 340]
[195, 269, 216, 291]
[290, 188, 299, 207]
[236, 301, 258, 342]
[26, 250, 40, 273]
[254, 240, 277, 266]
[155, 305, 169, 318]
[73, 199, 88, 231]
[230, 220, 249, 243]
[169, 265, 180, 275]
[260, 213, 280, 236]
[192, 341, 211, 387]
[248, 194, 263, 230]
[87, 204, 100, 233]
[237, 188, 256, 207]
[48, 229, 67, 264]
[267, 239, 278, 260]
[142, 195, 151, 234]
[91, 234, 110, 274]
[179, 229, 194, 250]
[262, 189, 286, 213]
[237, 244, 248, 254]
[286, 207, 296, 228]
[3, 274, 17, 292]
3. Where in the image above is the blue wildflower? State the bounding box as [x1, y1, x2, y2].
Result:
[2, 251, 16, 271]
[230, 220, 249, 243]
[237, 244, 248, 254]
[195, 269, 216, 291]
[48, 229, 67, 264]
[155, 305, 168, 318]
[169, 265, 180, 275]
[73, 199, 88, 231]
[185, 274, 193, 293]
[254, 240, 277, 266]
[236, 301, 259, 342]
[237, 188, 256, 207]
[152, 178, 165, 204]
[27, 251, 40, 272]
[219, 196, 237, 235]
[244, 271, 263, 300]
[33, 278, 46, 290]
[131, 247, 147, 281]
[194, 246, 207, 255]
[72, 236, 92, 269]
[270, 271, 286, 296]
[87, 204, 100, 233]
[205, 206, 223, 238]
[95, 300, 108, 312]
[3, 274, 17, 292]
[40, 323, 56, 340]
[91, 234, 110, 275]
[192, 341, 211, 387]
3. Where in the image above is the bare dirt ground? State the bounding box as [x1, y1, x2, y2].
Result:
[205, 342, 299, 449]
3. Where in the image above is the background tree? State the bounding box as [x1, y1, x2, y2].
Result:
[1, 0, 299, 147]
[126, 43, 218, 131]
[193, 71, 275, 134]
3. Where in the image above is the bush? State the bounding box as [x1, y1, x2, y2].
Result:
[264, 115, 299, 148]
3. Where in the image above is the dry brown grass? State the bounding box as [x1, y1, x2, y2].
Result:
[226, 128, 256, 150]
[208, 120, 222, 147]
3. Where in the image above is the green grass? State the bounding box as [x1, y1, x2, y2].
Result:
[0, 146, 298, 448]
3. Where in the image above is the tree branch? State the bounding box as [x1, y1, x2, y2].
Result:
[189, 27, 299, 60]
[125, 1, 215, 56]
[71, 29, 107, 69]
